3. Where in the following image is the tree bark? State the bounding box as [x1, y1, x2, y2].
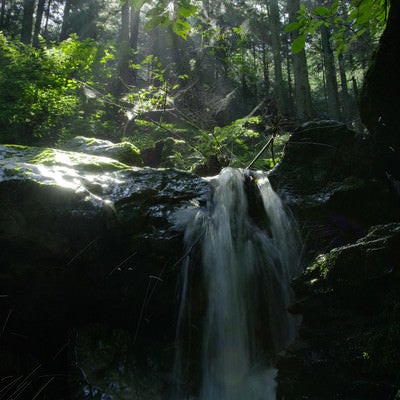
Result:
[0, 0, 6, 29]
[360, 0, 400, 180]
[60, 0, 72, 40]
[320, 24, 340, 120]
[261, 34, 271, 103]
[337, 52, 351, 123]
[268, 0, 287, 116]
[21, 0, 36, 44]
[360, 0, 400, 146]
[32, 0, 46, 46]
[287, 0, 313, 121]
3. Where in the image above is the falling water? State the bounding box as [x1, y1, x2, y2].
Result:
[173, 167, 301, 400]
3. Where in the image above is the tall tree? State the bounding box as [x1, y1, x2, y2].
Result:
[60, 0, 72, 40]
[320, 24, 340, 120]
[287, 0, 313, 120]
[267, 0, 287, 116]
[337, 52, 351, 122]
[21, 0, 36, 44]
[129, 5, 141, 85]
[361, 0, 400, 148]
[33, 0, 46, 46]
[0, 0, 6, 29]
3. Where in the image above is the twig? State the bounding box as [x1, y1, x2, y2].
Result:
[31, 377, 55, 400]
[246, 136, 274, 169]
[2, 309, 12, 333]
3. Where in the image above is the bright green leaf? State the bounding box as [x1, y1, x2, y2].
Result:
[312, 7, 331, 17]
[177, 3, 198, 17]
[130, 0, 147, 10]
[284, 21, 302, 33]
[172, 19, 191, 39]
[291, 34, 306, 54]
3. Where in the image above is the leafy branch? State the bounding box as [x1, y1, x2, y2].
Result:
[285, 0, 389, 54]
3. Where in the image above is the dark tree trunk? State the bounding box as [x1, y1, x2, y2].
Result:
[320, 24, 340, 120]
[117, 0, 131, 93]
[21, 0, 35, 44]
[338, 52, 351, 123]
[129, 7, 140, 86]
[287, 0, 313, 121]
[60, 0, 72, 41]
[361, 0, 400, 146]
[261, 35, 271, 102]
[32, 0, 46, 46]
[0, 0, 6, 29]
[360, 0, 400, 179]
[268, 0, 287, 116]
[43, 0, 52, 38]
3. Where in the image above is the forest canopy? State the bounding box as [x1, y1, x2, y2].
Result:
[0, 0, 390, 171]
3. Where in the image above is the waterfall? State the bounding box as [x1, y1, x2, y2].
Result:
[173, 167, 301, 400]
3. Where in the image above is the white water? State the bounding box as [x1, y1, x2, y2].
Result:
[174, 168, 301, 400]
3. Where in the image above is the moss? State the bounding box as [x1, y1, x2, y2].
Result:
[307, 251, 339, 281]
[28, 148, 129, 171]
[29, 149, 57, 165]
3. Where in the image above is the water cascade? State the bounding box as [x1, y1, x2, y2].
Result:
[173, 167, 301, 400]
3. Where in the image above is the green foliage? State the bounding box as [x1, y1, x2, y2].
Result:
[194, 116, 261, 167]
[123, 55, 180, 117]
[285, 0, 389, 54]
[136, 0, 199, 39]
[0, 33, 81, 143]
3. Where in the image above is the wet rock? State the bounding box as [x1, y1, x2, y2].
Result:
[0, 143, 208, 398]
[63, 136, 142, 166]
[268, 121, 400, 258]
[141, 137, 189, 168]
[277, 223, 400, 400]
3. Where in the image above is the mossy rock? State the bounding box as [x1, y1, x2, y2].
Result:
[278, 223, 400, 400]
[63, 136, 142, 166]
[0, 142, 209, 399]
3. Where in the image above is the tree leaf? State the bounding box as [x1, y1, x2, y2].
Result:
[177, 3, 198, 17]
[172, 19, 191, 40]
[130, 0, 147, 10]
[291, 34, 306, 54]
[144, 15, 170, 30]
[284, 21, 302, 33]
[312, 7, 331, 17]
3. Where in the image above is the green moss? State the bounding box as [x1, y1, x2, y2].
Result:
[29, 149, 57, 165]
[28, 148, 129, 171]
[307, 251, 339, 281]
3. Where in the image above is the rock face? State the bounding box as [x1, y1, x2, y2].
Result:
[1, 119, 399, 399]
[277, 223, 400, 400]
[0, 144, 208, 398]
[269, 121, 400, 399]
[63, 136, 142, 166]
[269, 121, 400, 259]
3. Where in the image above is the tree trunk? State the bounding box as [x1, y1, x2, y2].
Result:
[320, 24, 340, 120]
[360, 0, 400, 180]
[129, 7, 140, 86]
[43, 0, 52, 38]
[338, 52, 351, 123]
[60, 0, 72, 40]
[261, 34, 271, 102]
[21, 0, 36, 44]
[32, 0, 46, 46]
[286, 45, 295, 117]
[361, 0, 400, 146]
[287, 0, 313, 121]
[268, 0, 287, 116]
[0, 0, 6, 29]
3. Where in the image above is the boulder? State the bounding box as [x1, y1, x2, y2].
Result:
[268, 121, 400, 259]
[0, 144, 208, 398]
[63, 136, 142, 166]
[277, 223, 400, 400]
